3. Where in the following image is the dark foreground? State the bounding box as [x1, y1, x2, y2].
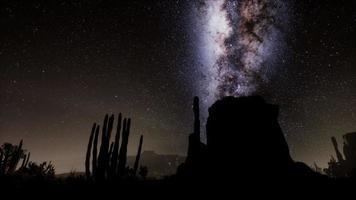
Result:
[1, 175, 355, 197]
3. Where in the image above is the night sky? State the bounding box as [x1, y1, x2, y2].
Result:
[1, 0, 356, 173]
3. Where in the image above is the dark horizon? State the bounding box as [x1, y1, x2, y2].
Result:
[1, 0, 356, 174]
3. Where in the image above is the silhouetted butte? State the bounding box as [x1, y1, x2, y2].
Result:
[178, 96, 323, 183]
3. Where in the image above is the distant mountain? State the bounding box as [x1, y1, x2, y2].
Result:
[127, 151, 186, 178]
[56, 172, 85, 179]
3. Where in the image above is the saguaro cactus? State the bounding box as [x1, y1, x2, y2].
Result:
[109, 113, 122, 177]
[133, 135, 144, 175]
[108, 142, 114, 160]
[97, 115, 108, 179]
[85, 123, 96, 179]
[97, 114, 116, 180]
[118, 118, 131, 176]
[86, 113, 140, 180]
[92, 125, 100, 178]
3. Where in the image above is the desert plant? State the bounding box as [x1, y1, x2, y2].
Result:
[0, 140, 27, 175]
[20, 152, 30, 170]
[85, 123, 96, 179]
[109, 113, 122, 177]
[133, 135, 144, 175]
[85, 113, 144, 181]
[18, 161, 55, 179]
[117, 118, 131, 176]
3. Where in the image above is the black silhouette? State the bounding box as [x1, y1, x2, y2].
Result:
[0, 140, 30, 175]
[325, 132, 356, 177]
[0, 140, 55, 188]
[133, 135, 144, 176]
[17, 161, 55, 180]
[85, 113, 145, 181]
[178, 96, 326, 186]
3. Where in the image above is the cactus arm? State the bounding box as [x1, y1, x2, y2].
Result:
[118, 118, 131, 176]
[85, 123, 96, 179]
[25, 152, 30, 168]
[92, 125, 100, 179]
[110, 113, 122, 176]
[108, 142, 114, 160]
[97, 114, 109, 179]
[20, 153, 27, 169]
[133, 135, 144, 175]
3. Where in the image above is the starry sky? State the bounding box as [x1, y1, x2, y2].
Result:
[1, 0, 356, 173]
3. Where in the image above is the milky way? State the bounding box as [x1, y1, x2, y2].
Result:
[191, 0, 289, 106]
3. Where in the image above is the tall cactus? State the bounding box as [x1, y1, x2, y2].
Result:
[92, 125, 100, 179]
[105, 115, 114, 177]
[97, 114, 115, 180]
[85, 123, 96, 179]
[86, 113, 139, 181]
[133, 135, 144, 175]
[110, 113, 122, 177]
[97, 114, 109, 179]
[118, 118, 131, 176]
[108, 142, 114, 160]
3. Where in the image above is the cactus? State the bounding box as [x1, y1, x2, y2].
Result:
[331, 137, 344, 163]
[110, 113, 122, 177]
[108, 142, 114, 161]
[20, 152, 30, 169]
[25, 152, 30, 167]
[86, 113, 141, 181]
[85, 123, 96, 179]
[7, 140, 24, 174]
[97, 115, 109, 179]
[92, 125, 100, 179]
[118, 118, 131, 176]
[133, 135, 144, 175]
[97, 114, 115, 180]
[104, 115, 115, 177]
[0, 140, 28, 175]
[20, 153, 28, 169]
